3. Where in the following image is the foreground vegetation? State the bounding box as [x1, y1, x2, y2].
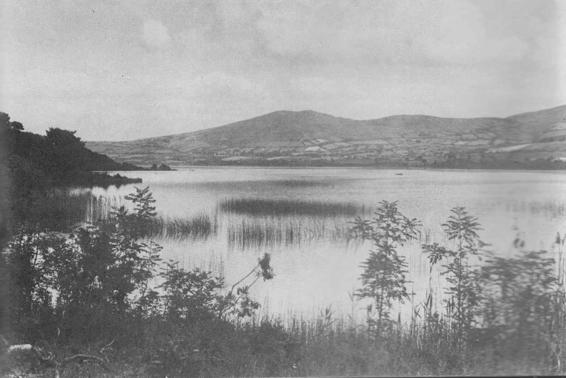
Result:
[2, 187, 565, 376]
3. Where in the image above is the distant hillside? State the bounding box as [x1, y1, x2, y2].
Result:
[87, 105, 566, 169]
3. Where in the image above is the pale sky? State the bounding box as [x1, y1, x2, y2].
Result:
[1, 0, 566, 141]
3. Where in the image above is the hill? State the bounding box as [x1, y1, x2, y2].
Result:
[1, 111, 144, 192]
[87, 105, 566, 169]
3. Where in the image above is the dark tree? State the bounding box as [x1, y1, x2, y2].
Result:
[10, 122, 23, 131]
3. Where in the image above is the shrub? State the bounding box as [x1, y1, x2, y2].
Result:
[422, 207, 485, 350]
[4, 187, 162, 344]
[350, 201, 420, 337]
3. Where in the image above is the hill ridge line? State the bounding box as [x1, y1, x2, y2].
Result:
[86, 104, 566, 170]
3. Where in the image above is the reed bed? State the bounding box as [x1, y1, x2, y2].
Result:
[84, 193, 122, 223]
[20, 190, 121, 231]
[505, 199, 566, 219]
[28, 190, 217, 241]
[224, 216, 435, 250]
[146, 214, 218, 240]
[220, 198, 364, 217]
[226, 216, 351, 249]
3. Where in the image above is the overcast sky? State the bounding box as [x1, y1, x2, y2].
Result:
[2, 0, 565, 141]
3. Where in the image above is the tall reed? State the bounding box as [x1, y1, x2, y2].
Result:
[226, 216, 350, 249]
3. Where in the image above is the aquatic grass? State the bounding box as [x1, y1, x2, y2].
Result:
[19, 190, 121, 231]
[36, 192, 218, 241]
[84, 193, 122, 223]
[146, 214, 217, 240]
[220, 198, 364, 217]
[504, 199, 566, 219]
[226, 216, 351, 249]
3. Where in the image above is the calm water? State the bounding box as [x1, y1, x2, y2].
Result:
[76, 167, 566, 322]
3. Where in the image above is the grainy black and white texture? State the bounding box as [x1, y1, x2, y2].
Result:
[2, 1, 566, 377]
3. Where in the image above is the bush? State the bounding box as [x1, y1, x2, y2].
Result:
[2, 186, 277, 376]
[350, 201, 420, 337]
[3, 187, 162, 344]
[422, 207, 485, 350]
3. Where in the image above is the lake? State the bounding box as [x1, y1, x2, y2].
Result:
[73, 167, 566, 323]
